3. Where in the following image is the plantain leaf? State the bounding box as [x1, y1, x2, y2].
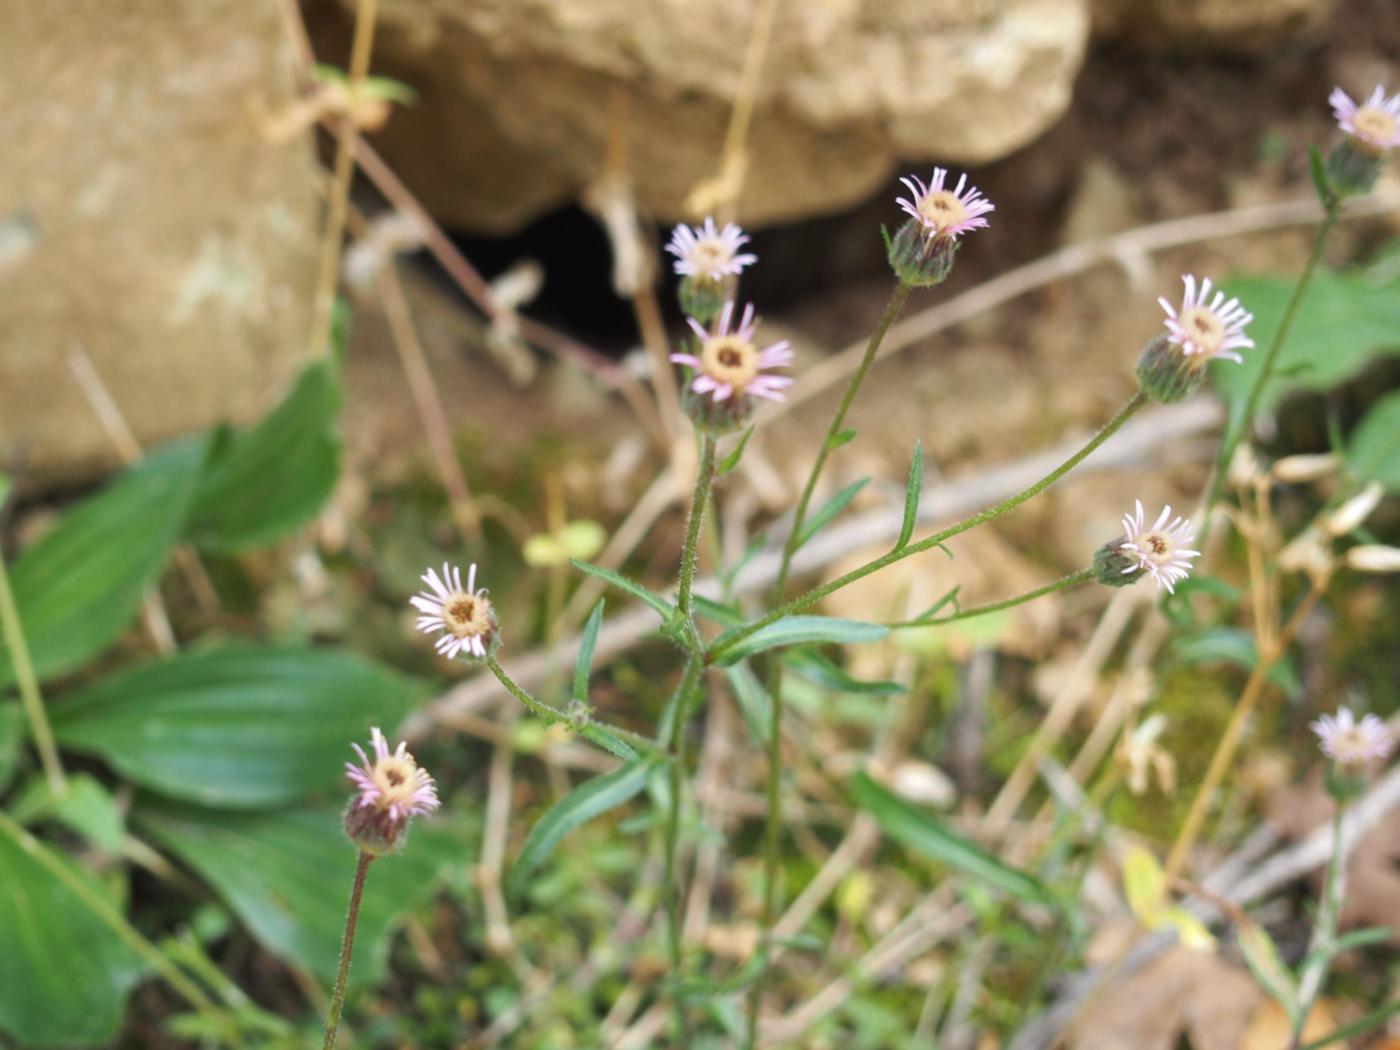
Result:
[50, 646, 419, 808]
[0, 438, 206, 689]
[185, 358, 342, 551]
[852, 772, 1054, 905]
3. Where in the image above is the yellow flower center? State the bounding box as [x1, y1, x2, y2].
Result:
[691, 240, 729, 274]
[1178, 306, 1224, 354]
[442, 591, 493, 639]
[917, 190, 968, 235]
[370, 753, 423, 810]
[1353, 105, 1398, 149]
[701, 336, 760, 390]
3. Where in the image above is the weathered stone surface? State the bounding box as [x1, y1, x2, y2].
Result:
[327, 0, 1090, 232]
[0, 0, 320, 481]
[1093, 0, 1337, 46]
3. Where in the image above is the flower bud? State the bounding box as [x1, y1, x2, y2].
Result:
[1135, 334, 1206, 404]
[886, 220, 959, 288]
[1324, 481, 1383, 536]
[1324, 139, 1384, 198]
[1345, 544, 1400, 573]
[678, 274, 734, 326]
[1093, 538, 1146, 587]
[1271, 453, 1340, 483]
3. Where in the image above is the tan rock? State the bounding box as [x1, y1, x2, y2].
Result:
[328, 0, 1090, 232]
[0, 0, 321, 481]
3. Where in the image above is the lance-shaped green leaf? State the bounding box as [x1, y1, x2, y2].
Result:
[896, 441, 924, 551]
[51, 646, 419, 808]
[0, 438, 206, 689]
[570, 559, 675, 620]
[851, 772, 1054, 905]
[573, 600, 605, 704]
[723, 662, 772, 746]
[785, 649, 903, 696]
[712, 616, 888, 666]
[717, 425, 755, 476]
[794, 478, 868, 552]
[509, 761, 650, 891]
[186, 358, 342, 551]
[0, 815, 144, 1046]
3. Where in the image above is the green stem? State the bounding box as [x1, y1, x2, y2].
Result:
[714, 392, 1149, 662]
[887, 568, 1095, 628]
[1289, 799, 1347, 1048]
[678, 434, 717, 618]
[1297, 999, 1400, 1050]
[0, 549, 66, 794]
[1210, 207, 1339, 508]
[323, 851, 374, 1050]
[486, 655, 664, 759]
[661, 656, 703, 1042]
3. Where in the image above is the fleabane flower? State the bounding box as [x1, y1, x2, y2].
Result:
[1310, 707, 1394, 769]
[1159, 275, 1253, 364]
[1330, 85, 1400, 154]
[411, 562, 498, 660]
[1118, 501, 1200, 593]
[666, 218, 757, 280]
[344, 727, 440, 852]
[671, 300, 792, 429]
[896, 168, 995, 243]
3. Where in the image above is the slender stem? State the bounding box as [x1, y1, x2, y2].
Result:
[661, 657, 703, 1042]
[887, 568, 1096, 628]
[1297, 999, 1400, 1050]
[1290, 800, 1347, 1047]
[1163, 586, 1322, 879]
[0, 550, 66, 794]
[776, 281, 913, 595]
[323, 851, 375, 1050]
[486, 655, 664, 759]
[1209, 207, 1338, 507]
[677, 434, 717, 618]
[307, 0, 379, 359]
[714, 392, 1149, 662]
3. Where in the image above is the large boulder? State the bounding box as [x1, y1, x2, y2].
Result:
[0, 0, 321, 481]
[324, 0, 1091, 232]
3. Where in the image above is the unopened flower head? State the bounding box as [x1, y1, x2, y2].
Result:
[1159, 275, 1253, 364]
[1324, 481, 1383, 537]
[672, 301, 792, 429]
[344, 727, 440, 852]
[1310, 707, 1393, 769]
[1345, 544, 1400, 574]
[666, 218, 756, 280]
[411, 562, 498, 660]
[1119, 500, 1200, 593]
[1330, 85, 1400, 154]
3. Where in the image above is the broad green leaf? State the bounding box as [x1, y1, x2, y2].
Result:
[573, 600, 605, 704]
[0, 815, 144, 1046]
[712, 616, 888, 666]
[51, 646, 419, 808]
[897, 441, 923, 551]
[795, 479, 868, 551]
[185, 359, 342, 551]
[718, 425, 755, 476]
[785, 649, 904, 696]
[1173, 627, 1299, 696]
[12, 774, 125, 852]
[570, 559, 676, 620]
[851, 772, 1054, 905]
[723, 662, 772, 746]
[0, 439, 206, 689]
[509, 761, 650, 890]
[139, 801, 465, 987]
[1213, 255, 1400, 429]
[1345, 391, 1400, 491]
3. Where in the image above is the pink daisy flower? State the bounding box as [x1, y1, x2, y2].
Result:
[896, 168, 995, 242]
[672, 301, 793, 405]
[1310, 707, 1394, 768]
[1330, 85, 1400, 153]
[345, 727, 440, 850]
[411, 562, 498, 660]
[665, 218, 757, 280]
[1120, 500, 1200, 593]
[1158, 275, 1254, 364]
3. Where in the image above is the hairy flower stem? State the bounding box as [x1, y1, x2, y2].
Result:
[715, 392, 1150, 663]
[1209, 206, 1339, 508]
[745, 280, 912, 1047]
[0, 550, 66, 794]
[661, 656, 704, 1042]
[1163, 585, 1322, 880]
[323, 851, 375, 1050]
[887, 568, 1096, 628]
[1290, 802, 1347, 1049]
[677, 434, 717, 618]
